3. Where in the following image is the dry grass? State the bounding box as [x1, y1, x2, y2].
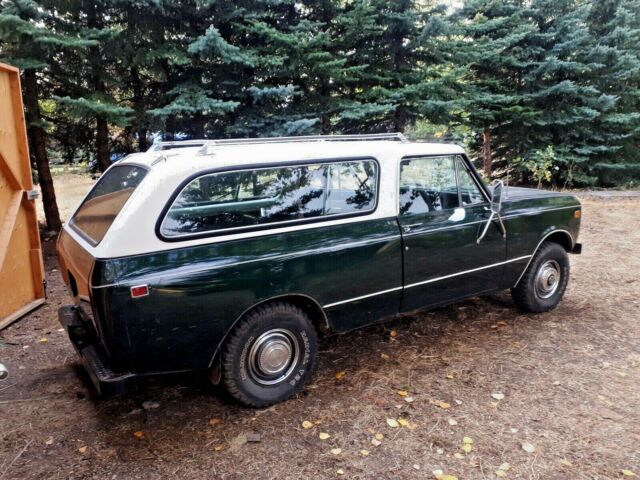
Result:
[1, 181, 639, 479]
[35, 174, 96, 225]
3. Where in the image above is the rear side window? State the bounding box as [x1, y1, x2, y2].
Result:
[160, 159, 378, 237]
[71, 165, 147, 245]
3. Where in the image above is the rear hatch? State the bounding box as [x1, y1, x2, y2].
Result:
[57, 165, 148, 330]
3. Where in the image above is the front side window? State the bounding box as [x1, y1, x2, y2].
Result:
[71, 165, 148, 244]
[399, 156, 459, 215]
[161, 159, 378, 237]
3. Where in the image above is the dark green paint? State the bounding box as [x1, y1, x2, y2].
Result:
[58, 185, 581, 377]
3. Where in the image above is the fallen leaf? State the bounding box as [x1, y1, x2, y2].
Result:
[374, 433, 384, 441]
[78, 446, 87, 454]
[404, 396, 415, 403]
[407, 422, 418, 430]
[435, 473, 458, 480]
[371, 438, 382, 447]
[39, 337, 48, 344]
[462, 436, 473, 454]
[430, 399, 451, 409]
[453, 453, 464, 459]
[413, 464, 421, 470]
[208, 418, 223, 427]
[621, 470, 636, 477]
[45, 436, 54, 446]
[319, 432, 330, 440]
[386, 418, 399, 428]
[230, 433, 248, 449]
[446, 373, 455, 379]
[335, 370, 346, 380]
[491, 393, 505, 401]
[398, 418, 410, 427]
[521, 442, 536, 453]
[498, 463, 511, 471]
[133, 431, 144, 439]
[390, 330, 398, 338]
[448, 418, 458, 426]
[331, 448, 342, 455]
[360, 449, 370, 456]
[397, 390, 409, 397]
[560, 460, 573, 467]
[336, 469, 345, 476]
[302, 420, 314, 429]
[495, 470, 507, 478]
[212, 444, 227, 451]
[381, 353, 390, 360]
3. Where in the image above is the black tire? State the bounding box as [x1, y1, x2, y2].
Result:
[221, 302, 318, 407]
[511, 241, 570, 313]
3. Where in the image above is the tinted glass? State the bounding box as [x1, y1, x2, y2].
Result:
[161, 160, 378, 237]
[399, 156, 459, 215]
[71, 165, 147, 244]
[457, 157, 485, 206]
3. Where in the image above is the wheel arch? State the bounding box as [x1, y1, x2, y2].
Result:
[513, 229, 573, 288]
[208, 293, 329, 369]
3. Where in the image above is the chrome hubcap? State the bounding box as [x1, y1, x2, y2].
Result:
[535, 259, 561, 299]
[248, 329, 299, 385]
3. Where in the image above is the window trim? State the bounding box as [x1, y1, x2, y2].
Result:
[156, 156, 381, 242]
[455, 155, 491, 206]
[70, 163, 150, 247]
[398, 154, 490, 216]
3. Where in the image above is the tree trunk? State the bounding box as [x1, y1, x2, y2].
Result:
[87, 1, 110, 172]
[138, 128, 149, 151]
[483, 124, 492, 178]
[193, 113, 205, 139]
[96, 117, 110, 171]
[23, 69, 62, 232]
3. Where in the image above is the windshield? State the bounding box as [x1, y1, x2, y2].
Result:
[70, 165, 148, 245]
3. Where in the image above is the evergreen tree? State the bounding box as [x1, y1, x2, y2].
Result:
[0, 0, 91, 230]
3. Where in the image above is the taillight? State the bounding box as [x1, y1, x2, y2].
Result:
[130, 285, 149, 298]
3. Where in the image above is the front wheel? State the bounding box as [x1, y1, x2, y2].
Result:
[511, 241, 570, 313]
[221, 303, 318, 407]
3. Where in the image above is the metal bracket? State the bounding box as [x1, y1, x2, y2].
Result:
[26, 190, 39, 200]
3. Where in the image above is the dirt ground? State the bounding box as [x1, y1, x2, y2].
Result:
[1, 176, 639, 479]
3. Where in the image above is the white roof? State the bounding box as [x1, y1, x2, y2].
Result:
[122, 140, 466, 177]
[67, 139, 467, 258]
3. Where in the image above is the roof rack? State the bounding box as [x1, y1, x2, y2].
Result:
[196, 133, 407, 155]
[147, 139, 207, 152]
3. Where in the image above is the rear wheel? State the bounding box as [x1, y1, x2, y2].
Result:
[221, 302, 318, 407]
[511, 241, 570, 313]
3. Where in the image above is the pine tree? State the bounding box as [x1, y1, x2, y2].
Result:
[587, 0, 640, 185]
[0, 0, 91, 230]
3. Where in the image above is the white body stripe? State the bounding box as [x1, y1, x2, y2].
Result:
[322, 255, 531, 309]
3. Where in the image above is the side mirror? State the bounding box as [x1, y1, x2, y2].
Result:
[477, 180, 507, 244]
[491, 180, 504, 213]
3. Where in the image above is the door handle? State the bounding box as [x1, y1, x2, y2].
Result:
[402, 223, 422, 233]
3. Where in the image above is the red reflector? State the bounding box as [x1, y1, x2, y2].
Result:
[130, 285, 149, 298]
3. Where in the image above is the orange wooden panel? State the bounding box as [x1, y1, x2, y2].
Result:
[0, 62, 45, 329]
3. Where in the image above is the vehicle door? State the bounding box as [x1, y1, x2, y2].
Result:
[398, 155, 506, 312]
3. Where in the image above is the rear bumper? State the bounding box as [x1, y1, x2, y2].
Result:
[572, 242, 582, 254]
[58, 305, 136, 396]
